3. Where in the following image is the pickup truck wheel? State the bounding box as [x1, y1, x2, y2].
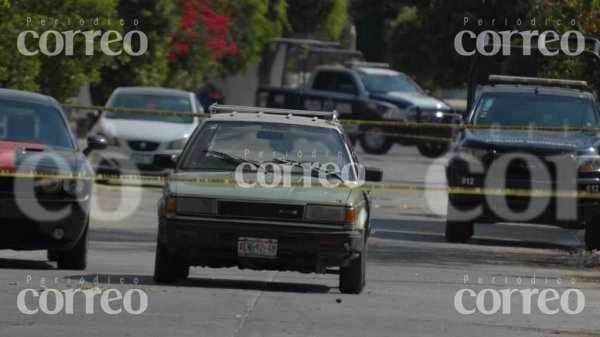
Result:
[445, 220, 474, 243]
[154, 242, 189, 284]
[56, 224, 88, 270]
[417, 143, 449, 158]
[360, 127, 392, 154]
[584, 222, 600, 251]
[339, 243, 367, 294]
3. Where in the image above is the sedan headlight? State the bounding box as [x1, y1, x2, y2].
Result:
[38, 178, 62, 194]
[166, 197, 216, 214]
[578, 155, 600, 172]
[167, 138, 188, 150]
[63, 179, 87, 195]
[305, 205, 355, 224]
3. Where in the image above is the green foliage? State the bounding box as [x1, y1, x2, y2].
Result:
[0, 0, 119, 101]
[91, 0, 176, 104]
[0, 0, 347, 102]
[287, 0, 347, 40]
[381, 0, 600, 91]
[349, 0, 396, 61]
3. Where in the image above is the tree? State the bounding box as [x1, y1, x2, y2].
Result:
[90, 0, 176, 105]
[287, 0, 347, 40]
[385, 0, 533, 88]
[349, 0, 397, 62]
[0, 0, 120, 102]
[164, 0, 288, 90]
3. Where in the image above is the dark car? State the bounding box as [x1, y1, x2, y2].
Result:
[0, 88, 106, 269]
[446, 75, 600, 250]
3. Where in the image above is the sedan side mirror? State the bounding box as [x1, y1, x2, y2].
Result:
[364, 167, 383, 182]
[154, 154, 178, 169]
[83, 135, 107, 156]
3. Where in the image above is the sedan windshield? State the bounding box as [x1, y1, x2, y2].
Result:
[0, 99, 73, 148]
[359, 72, 423, 93]
[105, 93, 193, 123]
[473, 93, 599, 128]
[181, 121, 352, 175]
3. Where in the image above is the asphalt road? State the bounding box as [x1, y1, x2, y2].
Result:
[1, 145, 600, 337]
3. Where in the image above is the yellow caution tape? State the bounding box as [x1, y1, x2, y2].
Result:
[3, 170, 600, 199]
[65, 104, 600, 132]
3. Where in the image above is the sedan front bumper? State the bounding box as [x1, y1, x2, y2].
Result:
[0, 197, 89, 250]
[159, 217, 365, 273]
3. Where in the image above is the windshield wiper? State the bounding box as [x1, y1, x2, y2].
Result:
[203, 150, 259, 167]
[272, 158, 344, 182]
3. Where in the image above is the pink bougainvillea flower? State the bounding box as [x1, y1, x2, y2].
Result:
[180, 14, 194, 28]
[201, 6, 214, 17]
[187, 31, 201, 40]
[181, 2, 193, 12]
[227, 43, 239, 53]
[214, 15, 230, 25]
[168, 53, 178, 62]
[173, 41, 190, 53]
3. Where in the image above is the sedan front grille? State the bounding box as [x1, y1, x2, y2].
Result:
[217, 201, 304, 221]
[128, 141, 160, 152]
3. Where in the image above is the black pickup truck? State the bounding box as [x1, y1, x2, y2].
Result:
[446, 75, 600, 250]
[256, 63, 461, 157]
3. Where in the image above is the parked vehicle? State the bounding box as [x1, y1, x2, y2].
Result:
[89, 87, 202, 176]
[0, 88, 106, 269]
[446, 75, 600, 249]
[153, 104, 383, 294]
[257, 63, 460, 157]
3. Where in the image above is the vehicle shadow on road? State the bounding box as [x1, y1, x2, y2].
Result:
[0, 258, 54, 270]
[368, 218, 589, 268]
[64, 273, 332, 294]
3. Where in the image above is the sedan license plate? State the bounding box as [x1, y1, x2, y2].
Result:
[237, 237, 277, 259]
[131, 153, 154, 164]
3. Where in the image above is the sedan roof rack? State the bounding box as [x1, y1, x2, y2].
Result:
[488, 74, 588, 89]
[208, 104, 338, 123]
[345, 61, 390, 69]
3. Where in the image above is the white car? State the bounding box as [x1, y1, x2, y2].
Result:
[89, 87, 202, 175]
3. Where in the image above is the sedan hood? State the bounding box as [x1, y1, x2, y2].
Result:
[99, 118, 196, 142]
[463, 129, 600, 154]
[370, 91, 450, 111]
[0, 140, 81, 172]
[169, 171, 354, 206]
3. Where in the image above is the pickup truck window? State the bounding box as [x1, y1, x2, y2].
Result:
[473, 93, 599, 128]
[312, 71, 337, 91]
[358, 72, 422, 94]
[333, 73, 358, 95]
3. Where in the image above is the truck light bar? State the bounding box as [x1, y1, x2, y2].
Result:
[488, 74, 588, 89]
[208, 104, 338, 122]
